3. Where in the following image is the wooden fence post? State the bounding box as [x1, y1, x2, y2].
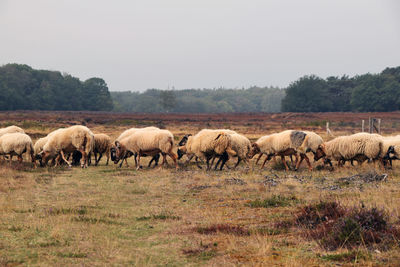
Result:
[362, 120, 364, 132]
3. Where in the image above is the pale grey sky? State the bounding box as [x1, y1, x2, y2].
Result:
[1, 0, 399, 91]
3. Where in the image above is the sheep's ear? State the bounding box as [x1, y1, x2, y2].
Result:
[115, 141, 120, 148]
[215, 133, 222, 140]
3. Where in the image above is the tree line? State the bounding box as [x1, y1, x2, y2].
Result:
[0, 64, 113, 111]
[1, 63, 399, 112]
[111, 86, 284, 113]
[282, 66, 400, 112]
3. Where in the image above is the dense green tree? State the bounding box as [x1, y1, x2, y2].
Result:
[159, 90, 176, 112]
[350, 74, 400, 112]
[281, 75, 332, 112]
[0, 64, 113, 111]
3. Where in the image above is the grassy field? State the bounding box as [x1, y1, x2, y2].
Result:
[1, 112, 400, 266]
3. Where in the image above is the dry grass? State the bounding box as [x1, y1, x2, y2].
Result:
[1, 112, 400, 266]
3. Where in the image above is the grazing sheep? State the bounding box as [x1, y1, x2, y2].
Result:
[113, 129, 178, 170]
[34, 128, 65, 164]
[112, 126, 160, 167]
[177, 129, 236, 170]
[40, 125, 94, 168]
[93, 133, 112, 166]
[0, 125, 25, 137]
[380, 135, 400, 168]
[0, 133, 35, 167]
[314, 132, 383, 168]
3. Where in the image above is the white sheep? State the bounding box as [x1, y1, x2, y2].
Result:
[93, 133, 111, 166]
[40, 125, 94, 168]
[114, 129, 178, 170]
[314, 132, 383, 168]
[177, 129, 236, 170]
[0, 132, 35, 167]
[113, 126, 160, 167]
[293, 130, 324, 170]
[0, 125, 25, 137]
[248, 130, 299, 171]
[214, 131, 251, 170]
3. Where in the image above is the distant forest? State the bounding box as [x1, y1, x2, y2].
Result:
[0, 64, 113, 111]
[1, 63, 399, 113]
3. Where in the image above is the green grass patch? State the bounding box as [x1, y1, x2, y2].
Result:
[320, 250, 368, 262]
[56, 251, 87, 258]
[136, 213, 181, 221]
[71, 216, 124, 225]
[246, 195, 299, 208]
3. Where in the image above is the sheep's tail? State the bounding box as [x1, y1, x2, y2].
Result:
[27, 142, 35, 163]
[297, 134, 309, 154]
[212, 132, 236, 156]
[84, 133, 95, 154]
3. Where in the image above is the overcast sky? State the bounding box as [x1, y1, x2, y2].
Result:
[1, 0, 399, 91]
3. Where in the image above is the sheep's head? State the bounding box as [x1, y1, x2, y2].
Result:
[177, 146, 187, 160]
[386, 145, 397, 160]
[112, 141, 125, 163]
[314, 144, 326, 161]
[247, 143, 260, 159]
[178, 134, 192, 146]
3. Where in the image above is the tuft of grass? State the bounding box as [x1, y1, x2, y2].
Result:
[47, 206, 88, 216]
[296, 201, 345, 229]
[195, 224, 250, 236]
[295, 201, 400, 250]
[136, 213, 181, 221]
[56, 252, 87, 258]
[320, 250, 368, 262]
[71, 216, 124, 225]
[247, 195, 299, 208]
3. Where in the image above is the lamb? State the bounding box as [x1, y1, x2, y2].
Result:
[314, 132, 383, 168]
[0, 132, 35, 167]
[93, 133, 112, 166]
[0, 125, 25, 137]
[112, 126, 160, 168]
[177, 129, 236, 170]
[40, 125, 95, 168]
[113, 129, 178, 170]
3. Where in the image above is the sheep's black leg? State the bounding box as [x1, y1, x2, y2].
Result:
[219, 152, 229, 170]
[96, 153, 103, 166]
[234, 158, 241, 169]
[214, 157, 222, 170]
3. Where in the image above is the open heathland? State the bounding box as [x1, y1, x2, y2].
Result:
[1, 111, 400, 266]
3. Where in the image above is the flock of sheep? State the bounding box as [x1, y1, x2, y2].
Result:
[0, 124, 399, 171]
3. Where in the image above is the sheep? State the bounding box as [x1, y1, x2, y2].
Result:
[112, 126, 160, 168]
[293, 131, 324, 170]
[0, 132, 35, 167]
[0, 125, 25, 137]
[177, 129, 236, 170]
[248, 130, 299, 171]
[34, 128, 65, 164]
[40, 125, 94, 168]
[93, 133, 112, 166]
[379, 135, 400, 168]
[214, 132, 251, 170]
[314, 132, 383, 168]
[113, 129, 178, 170]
